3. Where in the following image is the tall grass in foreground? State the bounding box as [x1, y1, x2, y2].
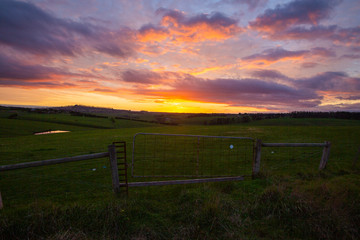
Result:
[1, 170, 359, 239]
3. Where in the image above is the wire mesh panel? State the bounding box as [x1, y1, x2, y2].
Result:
[0, 157, 113, 208]
[132, 133, 254, 178]
[260, 146, 324, 175]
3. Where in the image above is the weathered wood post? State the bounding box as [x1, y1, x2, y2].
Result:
[252, 139, 262, 178]
[108, 144, 120, 194]
[319, 141, 331, 170]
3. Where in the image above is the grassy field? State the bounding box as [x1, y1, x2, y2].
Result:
[0, 110, 359, 239]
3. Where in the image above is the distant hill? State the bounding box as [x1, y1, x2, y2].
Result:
[51, 105, 132, 115]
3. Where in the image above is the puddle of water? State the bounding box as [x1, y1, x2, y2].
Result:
[34, 130, 70, 135]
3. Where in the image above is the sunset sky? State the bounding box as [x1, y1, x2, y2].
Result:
[0, 0, 359, 113]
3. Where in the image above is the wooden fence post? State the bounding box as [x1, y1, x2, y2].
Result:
[108, 144, 120, 194]
[319, 141, 331, 170]
[252, 139, 262, 178]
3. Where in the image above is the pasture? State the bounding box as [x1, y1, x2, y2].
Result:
[0, 109, 359, 239]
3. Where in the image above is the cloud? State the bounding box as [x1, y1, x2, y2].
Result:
[0, 54, 98, 89]
[241, 47, 335, 65]
[119, 68, 360, 110]
[121, 69, 194, 85]
[0, 80, 76, 88]
[0, 55, 63, 80]
[242, 48, 308, 63]
[249, 69, 289, 80]
[340, 54, 360, 59]
[336, 96, 360, 100]
[302, 62, 319, 68]
[217, 0, 268, 10]
[275, 25, 360, 46]
[137, 9, 243, 43]
[0, 0, 136, 57]
[249, 0, 359, 47]
[249, 0, 340, 33]
[120, 69, 321, 109]
[296, 71, 360, 92]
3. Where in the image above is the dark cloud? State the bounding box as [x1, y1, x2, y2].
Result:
[0, 79, 76, 88]
[0, 55, 61, 80]
[0, 54, 97, 89]
[249, 0, 340, 32]
[340, 54, 360, 59]
[276, 25, 360, 46]
[336, 96, 360, 100]
[184, 12, 238, 28]
[310, 47, 336, 57]
[0, 0, 93, 55]
[139, 24, 168, 35]
[248, 0, 359, 47]
[0, 0, 135, 57]
[155, 8, 185, 22]
[218, 0, 268, 10]
[249, 69, 289, 80]
[249, 0, 359, 47]
[242, 47, 335, 64]
[296, 72, 360, 91]
[242, 48, 308, 62]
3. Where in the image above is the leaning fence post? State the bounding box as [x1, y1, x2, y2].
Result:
[252, 139, 262, 178]
[319, 141, 331, 170]
[108, 144, 120, 194]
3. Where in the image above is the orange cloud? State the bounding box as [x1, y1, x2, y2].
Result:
[137, 10, 243, 44]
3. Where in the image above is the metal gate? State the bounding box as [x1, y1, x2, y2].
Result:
[132, 133, 254, 178]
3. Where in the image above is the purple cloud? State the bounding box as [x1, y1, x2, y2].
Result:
[242, 48, 308, 62]
[242, 47, 335, 64]
[219, 0, 268, 10]
[122, 69, 193, 84]
[276, 25, 360, 46]
[0, 0, 135, 57]
[0, 55, 62, 80]
[249, 0, 340, 32]
[121, 69, 321, 109]
[336, 96, 360, 100]
[296, 72, 360, 91]
[0, 54, 98, 89]
[249, 69, 289, 80]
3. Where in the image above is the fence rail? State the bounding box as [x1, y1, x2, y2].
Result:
[252, 140, 331, 177]
[0, 152, 109, 172]
[261, 143, 329, 148]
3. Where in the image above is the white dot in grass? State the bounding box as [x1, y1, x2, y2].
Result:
[230, 144, 234, 149]
[92, 168, 96, 171]
[271, 151, 274, 154]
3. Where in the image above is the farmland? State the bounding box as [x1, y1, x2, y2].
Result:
[0, 107, 360, 239]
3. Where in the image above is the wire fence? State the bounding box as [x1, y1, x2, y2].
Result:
[260, 146, 324, 176]
[132, 133, 254, 178]
[0, 157, 113, 207]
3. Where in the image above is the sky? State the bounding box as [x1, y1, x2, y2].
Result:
[0, 0, 360, 113]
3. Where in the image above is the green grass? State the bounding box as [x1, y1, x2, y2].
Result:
[0, 112, 360, 239]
